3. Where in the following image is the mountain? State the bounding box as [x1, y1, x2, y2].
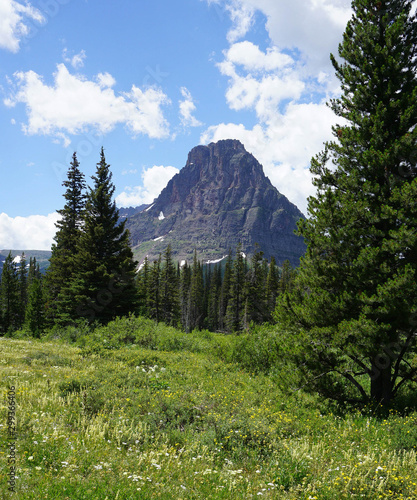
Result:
[118, 205, 148, 220]
[0, 250, 52, 274]
[126, 139, 306, 266]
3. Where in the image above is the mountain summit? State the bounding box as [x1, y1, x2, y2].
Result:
[126, 139, 306, 265]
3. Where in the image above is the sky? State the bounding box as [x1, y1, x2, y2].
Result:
[0, 0, 359, 250]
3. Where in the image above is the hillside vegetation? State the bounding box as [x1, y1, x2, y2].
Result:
[1, 317, 417, 499]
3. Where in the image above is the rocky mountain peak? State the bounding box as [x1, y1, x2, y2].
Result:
[126, 140, 306, 266]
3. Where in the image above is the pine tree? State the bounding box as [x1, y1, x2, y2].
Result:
[265, 256, 279, 316]
[244, 246, 267, 328]
[17, 253, 28, 329]
[218, 249, 233, 331]
[74, 148, 138, 323]
[25, 276, 45, 338]
[278, 260, 295, 294]
[180, 261, 192, 329]
[45, 152, 86, 323]
[225, 245, 247, 332]
[160, 245, 180, 326]
[136, 257, 150, 317]
[207, 264, 222, 331]
[148, 256, 162, 322]
[0, 253, 19, 333]
[276, 0, 417, 405]
[186, 251, 204, 332]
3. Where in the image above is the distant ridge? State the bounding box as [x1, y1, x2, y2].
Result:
[0, 250, 52, 274]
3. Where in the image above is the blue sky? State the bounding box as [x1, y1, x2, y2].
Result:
[0, 0, 361, 250]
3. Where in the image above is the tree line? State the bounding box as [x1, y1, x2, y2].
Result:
[0, 147, 294, 336]
[136, 244, 295, 333]
[0, 254, 44, 335]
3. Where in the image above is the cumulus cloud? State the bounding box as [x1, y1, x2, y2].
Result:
[116, 165, 179, 207]
[63, 48, 87, 69]
[4, 64, 171, 145]
[0, 212, 60, 251]
[201, 100, 336, 214]
[201, 1, 353, 212]
[223, 0, 352, 72]
[218, 41, 306, 122]
[179, 87, 202, 128]
[0, 0, 45, 53]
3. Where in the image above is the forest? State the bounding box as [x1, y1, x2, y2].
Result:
[1, 1, 417, 498]
[0, 150, 296, 338]
[1, 0, 417, 410]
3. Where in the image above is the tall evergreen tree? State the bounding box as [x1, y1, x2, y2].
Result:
[160, 245, 180, 326]
[207, 264, 222, 331]
[180, 261, 192, 329]
[186, 251, 204, 332]
[265, 256, 279, 317]
[244, 246, 267, 328]
[225, 245, 247, 332]
[75, 148, 138, 323]
[276, 0, 417, 405]
[25, 276, 45, 338]
[278, 260, 295, 294]
[17, 253, 27, 329]
[0, 253, 19, 333]
[136, 257, 150, 317]
[46, 152, 86, 323]
[218, 249, 233, 331]
[148, 256, 162, 322]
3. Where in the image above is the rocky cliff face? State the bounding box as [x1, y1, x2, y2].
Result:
[126, 139, 306, 266]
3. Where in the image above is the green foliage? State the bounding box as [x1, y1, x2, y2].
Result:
[2, 332, 417, 499]
[73, 148, 139, 324]
[45, 152, 86, 323]
[25, 277, 46, 337]
[231, 324, 282, 374]
[276, 0, 417, 406]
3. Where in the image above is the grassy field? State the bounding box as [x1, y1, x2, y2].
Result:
[1, 317, 417, 499]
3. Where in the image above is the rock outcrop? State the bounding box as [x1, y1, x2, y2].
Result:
[126, 139, 306, 266]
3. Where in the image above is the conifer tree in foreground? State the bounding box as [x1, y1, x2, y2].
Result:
[46, 152, 86, 323]
[276, 0, 417, 405]
[74, 148, 138, 323]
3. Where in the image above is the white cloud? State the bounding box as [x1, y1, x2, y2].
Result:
[116, 165, 179, 207]
[97, 72, 116, 88]
[201, 100, 336, 215]
[200, 1, 353, 212]
[225, 41, 293, 72]
[63, 48, 87, 69]
[224, 0, 352, 72]
[225, 0, 255, 43]
[0, 212, 60, 250]
[4, 64, 171, 145]
[179, 87, 202, 128]
[122, 168, 138, 176]
[0, 0, 45, 53]
[218, 42, 306, 122]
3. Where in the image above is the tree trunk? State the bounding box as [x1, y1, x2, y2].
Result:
[370, 358, 392, 406]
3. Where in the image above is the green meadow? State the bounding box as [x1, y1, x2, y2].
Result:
[1, 316, 417, 499]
